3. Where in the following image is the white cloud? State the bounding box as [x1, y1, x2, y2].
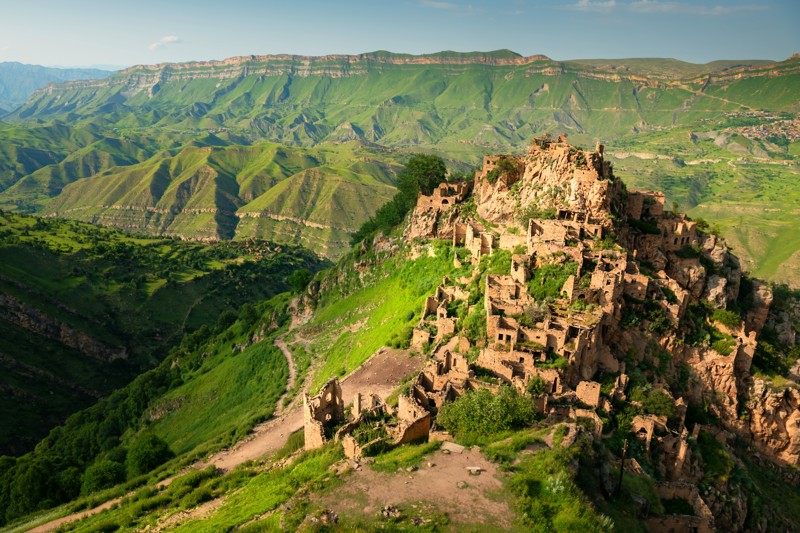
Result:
[567, 1, 766, 15]
[419, 0, 458, 8]
[568, 0, 617, 11]
[630, 1, 766, 15]
[149, 35, 181, 51]
[0, 45, 10, 53]
[418, 1, 475, 16]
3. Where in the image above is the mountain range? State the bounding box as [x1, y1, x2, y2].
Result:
[1, 50, 798, 282]
[0, 62, 113, 113]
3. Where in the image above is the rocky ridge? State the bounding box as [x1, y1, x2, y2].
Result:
[329, 135, 800, 530]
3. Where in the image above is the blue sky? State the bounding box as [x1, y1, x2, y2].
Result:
[0, 0, 797, 68]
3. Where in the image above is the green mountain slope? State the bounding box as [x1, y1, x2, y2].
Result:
[40, 142, 400, 255]
[0, 212, 327, 456]
[8, 53, 798, 146]
[0, 51, 799, 278]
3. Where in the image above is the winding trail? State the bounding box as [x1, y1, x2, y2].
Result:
[27, 340, 422, 532]
[273, 332, 297, 415]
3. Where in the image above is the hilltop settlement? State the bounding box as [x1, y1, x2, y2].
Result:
[303, 136, 799, 532]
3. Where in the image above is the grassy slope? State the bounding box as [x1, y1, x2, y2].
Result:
[0, 212, 325, 455]
[36, 141, 400, 257]
[302, 239, 466, 391]
[1, 53, 799, 276]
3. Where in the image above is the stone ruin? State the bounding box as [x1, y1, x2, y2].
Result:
[303, 378, 345, 450]
[304, 136, 798, 528]
[303, 376, 435, 459]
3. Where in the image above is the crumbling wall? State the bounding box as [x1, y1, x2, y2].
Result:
[303, 378, 345, 450]
[394, 394, 432, 444]
[576, 381, 601, 408]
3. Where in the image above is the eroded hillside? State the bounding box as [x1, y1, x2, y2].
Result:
[9, 138, 798, 532]
[1, 52, 799, 278]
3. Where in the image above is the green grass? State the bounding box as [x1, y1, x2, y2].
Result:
[148, 336, 288, 455]
[0, 212, 325, 456]
[370, 441, 441, 473]
[306, 240, 467, 390]
[169, 445, 344, 533]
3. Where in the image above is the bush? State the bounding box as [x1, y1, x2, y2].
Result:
[527, 375, 547, 396]
[641, 390, 676, 419]
[527, 261, 579, 301]
[126, 434, 174, 478]
[81, 460, 125, 495]
[437, 386, 536, 439]
[710, 309, 740, 328]
[516, 204, 558, 228]
[753, 334, 800, 377]
[697, 431, 733, 484]
[288, 269, 312, 292]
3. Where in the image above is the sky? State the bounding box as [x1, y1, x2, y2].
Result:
[0, 0, 797, 69]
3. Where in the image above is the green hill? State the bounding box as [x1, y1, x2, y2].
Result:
[0, 50, 799, 280]
[39, 141, 400, 256]
[0, 212, 327, 455]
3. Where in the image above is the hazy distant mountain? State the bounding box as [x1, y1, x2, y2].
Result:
[0, 62, 112, 111]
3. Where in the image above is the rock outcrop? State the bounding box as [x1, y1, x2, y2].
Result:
[393, 136, 800, 528]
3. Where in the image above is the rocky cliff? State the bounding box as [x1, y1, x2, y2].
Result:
[397, 135, 799, 530]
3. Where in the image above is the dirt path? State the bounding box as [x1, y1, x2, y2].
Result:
[26, 347, 422, 532]
[319, 447, 513, 529]
[26, 498, 119, 533]
[202, 347, 422, 471]
[273, 332, 297, 415]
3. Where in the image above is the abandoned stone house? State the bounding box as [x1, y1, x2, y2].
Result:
[416, 181, 471, 211]
[303, 378, 345, 450]
[301, 137, 796, 529]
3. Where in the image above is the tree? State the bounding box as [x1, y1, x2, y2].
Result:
[350, 154, 448, 245]
[395, 154, 448, 204]
[81, 460, 125, 495]
[126, 434, 173, 478]
[288, 268, 312, 293]
[437, 386, 536, 438]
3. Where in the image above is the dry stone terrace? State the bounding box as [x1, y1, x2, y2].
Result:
[303, 135, 799, 532]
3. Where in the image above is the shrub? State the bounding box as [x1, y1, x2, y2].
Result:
[753, 334, 800, 377]
[81, 460, 126, 495]
[641, 390, 676, 419]
[126, 434, 174, 478]
[710, 309, 740, 328]
[288, 269, 312, 292]
[527, 375, 547, 396]
[697, 431, 733, 484]
[516, 204, 558, 228]
[437, 386, 536, 439]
